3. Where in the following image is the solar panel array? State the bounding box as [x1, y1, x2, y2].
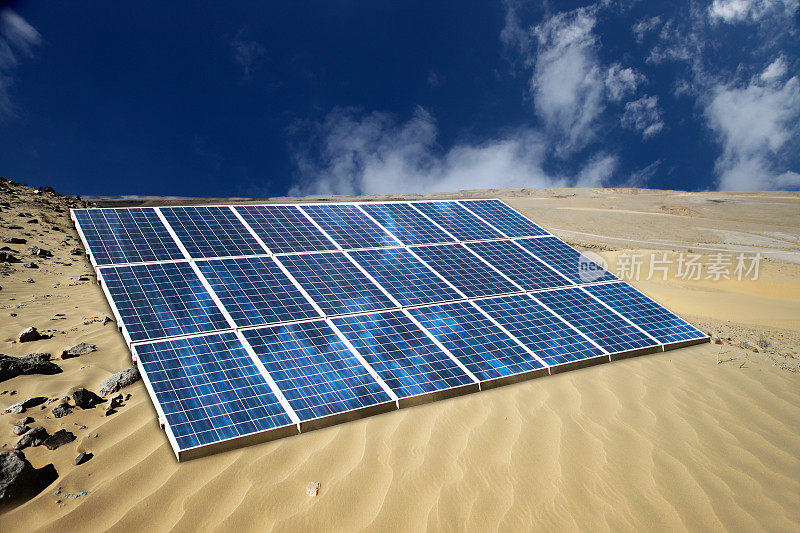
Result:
[72, 199, 707, 460]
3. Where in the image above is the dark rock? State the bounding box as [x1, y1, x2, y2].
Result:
[102, 316, 112, 325]
[22, 278, 35, 283]
[24, 262, 38, 269]
[3, 396, 48, 414]
[51, 402, 73, 418]
[74, 451, 92, 465]
[0, 251, 20, 263]
[43, 430, 75, 450]
[18, 327, 42, 343]
[13, 426, 49, 450]
[70, 248, 83, 256]
[98, 367, 141, 397]
[0, 451, 58, 502]
[0, 353, 61, 382]
[26, 246, 51, 258]
[61, 343, 97, 359]
[16, 417, 34, 426]
[13, 425, 30, 436]
[104, 393, 123, 416]
[3, 237, 26, 244]
[26, 219, 38, 224]
[6, 225, 23, 230]
[72, 388, 102, 409]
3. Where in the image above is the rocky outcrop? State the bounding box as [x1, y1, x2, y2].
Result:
[0, 451, 58, 502]
[0, 353, 62, 382]
[98, 367, 141, 396]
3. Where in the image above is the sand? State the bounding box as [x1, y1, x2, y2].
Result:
[1, 182, 798, 531]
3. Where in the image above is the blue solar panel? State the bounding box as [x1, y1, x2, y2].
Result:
[466, 240, 573, 290]
[74, 208, 185, 266]
[278, 252, 396, 316]
[100, 262, 231, 342]
[583, 283, 706, 344]
[412, 201, 504, 241]
[459, 200, 548, 237]
[196, 256, 320, 328]
[348, 248, 462, 307]
[412, 244, 520, 298]
[408, 301, 545, 382]
[242, 321, 395, 422]
[515, 237, 617, 284]
[235, 205, 337, 254]
[160, 206, 266, 258]
[302, 204, 399, 249]
[475, 294, 606, 366]
[532, 288, 657, 353]
[332, 311, 475, 399]
[135, 332, 294, 452]
[360, 203, 456, 245]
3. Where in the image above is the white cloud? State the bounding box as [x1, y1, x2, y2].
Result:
[0, 9, 41, 120]
[575, 154, 618, 187]
[529, 7, 606, 154]
[621, 95, 665, 138]
[231, 28, 266, 80]
[705, 76, 800, 189]
[605, 64, 644, 101]
[427, 71, 443, 87]
[632, 15, 662, 43]
[288, 107, 589, 196]
[760, 56, 788, 83]
[709, 0, 799, 23]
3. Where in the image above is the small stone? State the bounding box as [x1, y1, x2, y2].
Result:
[3, 396, 48, 414]
[3, 237, 26, 244]
[26, 246, 52, 258]
[13, 425, 30, 436]
[43, 429, 76, 450]
[0, 251, 20, 263]
[711, 336, 722, 344]
[70, 248, 83, 256]
[98, 367, 141, 396]
[72, 388, 103, 409]
[51, 402, 73, 418]
[102, 316, 112, 325]
[16, 417, 34, 426]
[23, 278, 35, 283]
[14, 426, 49, 450]
[305, 481, 321, 497]
[74, 451, 92, 465]
[61, 343, 97, 359]
[24, 262, 38, 269]
[18, 327, 42, 343]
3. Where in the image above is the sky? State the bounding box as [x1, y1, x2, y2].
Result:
[0, 0, 798, 197]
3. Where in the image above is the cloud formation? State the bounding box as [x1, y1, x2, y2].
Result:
[621, 96, 665, 139]
[231, 28, 266, 80]
[0, 9, 41, 121]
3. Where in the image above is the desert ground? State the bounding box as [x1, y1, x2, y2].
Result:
[1, 179, 798, 531]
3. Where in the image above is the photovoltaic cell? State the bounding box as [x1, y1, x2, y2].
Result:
[348, 248, 462, 307]
[412, 201, 504, 241]
[475, 294, 606, 366]
[332, 311, 475, 399]
[360, 203, 456, 245]
[74, 208, 185, 266]
[466, 240, 573, 290]
[412, 244, 520, 298]
[234, 205, 337, 254]
[160, 206, 266, 258]
[532, 287, 657, 353]
[302, 204, 399, 249]
[516, 236, 617, 284]
[408, 301, 545, 382]
[135, 332, 294, 451]
[583, 283, 707, 344]
[459, 200, 548, 237]
[242, 321, 394, 422]
[100, 262, 230, 342]
[196, 256, 320, 328]
[278, 252, 396, 316]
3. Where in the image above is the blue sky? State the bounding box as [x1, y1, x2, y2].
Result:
[0, 1, 798, 197]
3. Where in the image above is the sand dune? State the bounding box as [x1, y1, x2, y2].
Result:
[1, 182, 798, 531]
